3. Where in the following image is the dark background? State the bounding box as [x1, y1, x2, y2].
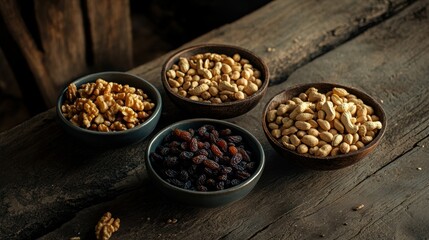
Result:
[0, 0, 271, 132]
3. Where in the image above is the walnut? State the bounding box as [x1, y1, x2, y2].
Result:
[95, 212, 120, 240]
[66, 83, 77, 102]
[61, 78, 155, 132]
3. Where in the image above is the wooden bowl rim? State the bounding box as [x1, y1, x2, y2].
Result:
[262, 82, 387, 161]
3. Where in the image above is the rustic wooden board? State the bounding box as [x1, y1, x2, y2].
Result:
[0, 0, 421, 239]
[34, 0, 87, 92]
[86, 0, 133, 71]
[130, 0, 414, 84]
[0, 0, 58, 106]
[37, 0, 429, 239]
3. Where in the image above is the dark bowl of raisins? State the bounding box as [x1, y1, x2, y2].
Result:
[146, 118, 265, 207]
[161, 44, 270, 119]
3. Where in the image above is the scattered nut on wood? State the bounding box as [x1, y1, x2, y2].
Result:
[417, 167, 422, 171]
[353, 204, 365, 211]
[167, 218, 178, 224]
[95, 212, 120, 240]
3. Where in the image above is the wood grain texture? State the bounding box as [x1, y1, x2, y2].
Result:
[0, 0, 426, 239]
[34, 0, 87, 91]
[37, 0, 429, 239]
[86, 0, 133, 70]
[0, 0, 57, 106]
[131, 0, 414, 84]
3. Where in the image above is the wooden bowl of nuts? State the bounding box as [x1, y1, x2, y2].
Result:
[56, 71, 162, 147]
[262, 83, 386, 170]
[146, 118, 265, 207]
[161, 44, 269, 119]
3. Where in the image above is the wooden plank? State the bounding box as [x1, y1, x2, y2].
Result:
[34, 0, 87, 91]
[0, 0, 57, 106]
[0, 0, 419, 239]
[37, 0, 429, 239]
[130, 0, 414, 84]
[86, 0, 133, 71]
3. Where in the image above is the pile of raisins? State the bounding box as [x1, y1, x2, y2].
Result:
[150, 124, 257, 191]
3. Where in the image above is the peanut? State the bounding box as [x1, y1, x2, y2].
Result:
[266, 86, 383, 157]
[167, 52, 263, 103]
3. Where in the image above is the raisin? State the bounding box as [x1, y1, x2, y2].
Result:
[203, 159, 220, 170]
[204, 167, 214, 176]
[197, 141, 205, 149]
[179, 151, 194, 160]
[220, 128, 232, 136]
[203, 142, 211, 150]
[216, 181, 225, 190]
[197, 174, 206, 186]
[167, 178, 184, 188]
[216, 139, 228, 152]
[211, 129, 219, 138]
[211, 144, 223, 157]
[218, 174, 228, 181]
[238, 147, 251, 162]
[196, 149, 209, 156]
[246, 162, 256, 171]
[188, 128, 195, 137]
[165, 169, 178, 178]
[192, 155, 207, 164]
[236, 171, 251, 180]
[189, 138, 198, 152]
[230, 153, 243, 165]
[168, 141, 181, 148]
[188, 164, 197, 175]
[204, 124, 215, 132]
[197, 185, 208, 191]
[220, 166, 232, 174]
[157, 146, 170, 156]
[209, 133, 218, 143]
[198, 126, 207, 136]
[228, 135, 242, 143]
[230, 179, 241, 186]
[164, 156, 178, 167]
[228, 146, 238, 155]
[169, 147, 181, 155]
[163, 132, 174, 143]
[174, 128, 192, 141]
[180, 141, 188, 150]
[150, 152, 163, 162]
[206, 178, 216, 187]
[179, 170, 189, 181]
[184, 180, 192, 189]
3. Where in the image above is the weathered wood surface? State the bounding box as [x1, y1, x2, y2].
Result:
[37, 0, 429, 239]
[0, 0, 426, 239]
[0, 0, 133, 107]
[86, 0, 133, 71]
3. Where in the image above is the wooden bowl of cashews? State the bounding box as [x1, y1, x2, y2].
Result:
[161, 44, 269, 119]
[262, 83, 386, 170]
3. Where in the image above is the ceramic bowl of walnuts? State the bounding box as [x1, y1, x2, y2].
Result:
[56, 71, 162, 146]
[145, 118, 265, 207]
[161, 44, 269, 119]
[262, 83, 386, 170]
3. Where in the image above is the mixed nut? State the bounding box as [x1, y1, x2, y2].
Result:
[150, 124, 257, 191]
[266, 87, 383, 157]
[166, 52, 263, 103]
[61, 78, 155, 132]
